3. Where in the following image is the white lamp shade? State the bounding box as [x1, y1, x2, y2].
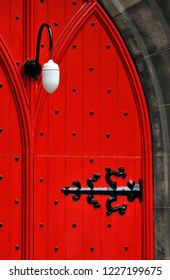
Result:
[42, 59, 60, 93]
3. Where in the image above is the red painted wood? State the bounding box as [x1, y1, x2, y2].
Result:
[0, 36, 29, 259]
[0, 0, 154, 260]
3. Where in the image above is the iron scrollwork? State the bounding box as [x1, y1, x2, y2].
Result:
[86, 173, 101, 208]
[61, 166, 142, 215]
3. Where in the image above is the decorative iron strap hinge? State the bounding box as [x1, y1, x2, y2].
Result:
[61, 166, 142, 215]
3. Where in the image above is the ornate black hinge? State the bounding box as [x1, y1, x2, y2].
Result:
[61, 166, 142, 215]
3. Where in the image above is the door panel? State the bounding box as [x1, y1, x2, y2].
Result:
[33, 3, 144, 259]
[0, 60, 23, 259]
[33, 155, 142, 259]
[0, 0, 153, 260]
[0, 156, 23, 259]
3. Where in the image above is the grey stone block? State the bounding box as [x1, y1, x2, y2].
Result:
[155, 207, 170, 259]
[149, 50, 170, 105]
[127, 0, 170, 55]
[154, 155, 170, 207]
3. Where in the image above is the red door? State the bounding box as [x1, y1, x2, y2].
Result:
[0, 0, 154, 260]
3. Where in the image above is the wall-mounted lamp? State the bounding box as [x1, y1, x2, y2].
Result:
[24, 23, 60, 93]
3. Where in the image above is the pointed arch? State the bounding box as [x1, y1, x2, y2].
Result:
[35, 0, 151, 155]
[33, 0, 153, 259]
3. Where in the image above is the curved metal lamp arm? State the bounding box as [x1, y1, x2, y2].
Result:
[36, 23, 53, 62]
[24, 23, 53, 79]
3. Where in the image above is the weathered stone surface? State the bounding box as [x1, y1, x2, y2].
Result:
[127, 0, 170, 55]
[99, 0, 142, 16]
[149, 50, 170, 105]
[113, 14, 144, 60]
[154, 155, 170, 207]
[155, 207, 170, 259]
[155, 0, 170, 29]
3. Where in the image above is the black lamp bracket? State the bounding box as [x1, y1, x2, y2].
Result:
[24, 23, 53, 79]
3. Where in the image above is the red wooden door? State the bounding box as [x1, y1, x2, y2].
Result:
[0, 0, 153, 260]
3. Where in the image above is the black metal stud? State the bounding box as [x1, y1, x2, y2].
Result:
[15, 199, 19, 204]
[40, 223, 44, 228]
[91, 22, 95, 26]
[54, 200, 58, 205]
[0, 128, 3, 133]
[54, 22, 59, 27]
[15, 16, 19, 20]
[54, 247, 58, 251]
[72, 1, 77, 5]
[15, 156, 19, 161]
[90, 158, 94, 163]
[106, 133, 110, 138]
[41, 43, 44, 48]
[107, 89, 112, 93]
[0, 83, 3, 88]
[40, 0, 44, 3]
[107, 223, 112, 228]
[125, 246, 128, 250]
[124, 111, 128, 116]
[0, 175, 3, 180]
[40, 178, 44, 182]
[72, 44, 76, 49]
[40, 131, 44, 136]
[0, 223, 3, 228]
[106, 44, 111, 49]
[72, 88, 76, 92]
[72, 223, 76, 228]
[89, 66, 94, 71]
[55, 109, 59, 114]
[90, 246, 94, 251]
[16, 61, 20, 66]
[15, 245, 20, 250]
[72, 132, 76, 136]
[90, 111, 94, 115]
